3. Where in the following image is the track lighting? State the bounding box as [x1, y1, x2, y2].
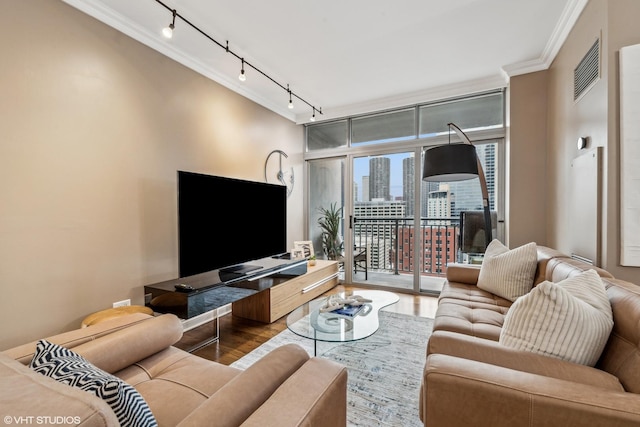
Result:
[239, 59, 246, 82]
[154, 0, 322, 121]
[310, 107, 322, 122]
[287, 86, 294, 109]
[162, 9, 176, 39]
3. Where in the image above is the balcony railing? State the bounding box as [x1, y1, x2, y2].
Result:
[352, 216, 462, 278]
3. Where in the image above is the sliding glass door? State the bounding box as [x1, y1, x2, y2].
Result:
[418, 140, 502, 292]
[307, 157, 345, 262]
[350, 152, 416, 290]
[305, 90, 505, 294]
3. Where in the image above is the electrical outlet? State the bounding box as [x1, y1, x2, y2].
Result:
[113, 299, 131, 308]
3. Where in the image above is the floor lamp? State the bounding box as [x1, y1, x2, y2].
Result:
[422, 122, 493, 249]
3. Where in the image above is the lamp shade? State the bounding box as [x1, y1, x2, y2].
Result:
[422, 144, 478, 182]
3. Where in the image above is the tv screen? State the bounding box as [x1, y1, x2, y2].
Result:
[178, 171, 287, 277]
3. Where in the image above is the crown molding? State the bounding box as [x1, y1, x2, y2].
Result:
[63, 0, 587, 125]
[502, 0, 588, 77]
[61, 0, 297, 121]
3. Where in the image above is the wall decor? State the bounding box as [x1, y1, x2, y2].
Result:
[620, 43, 640, 267]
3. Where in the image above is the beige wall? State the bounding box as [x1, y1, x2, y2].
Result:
[545, 0, 640, 282]
[546, 0, 608, 260]
[507, 71, 548, 248]
[0, 1, 304, 349]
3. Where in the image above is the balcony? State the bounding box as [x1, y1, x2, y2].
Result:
[348, 216, 473, 294]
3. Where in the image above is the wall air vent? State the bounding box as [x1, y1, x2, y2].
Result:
[574, 38, 600, 101]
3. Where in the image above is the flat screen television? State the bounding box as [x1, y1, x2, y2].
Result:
[178, 171, 287, 277]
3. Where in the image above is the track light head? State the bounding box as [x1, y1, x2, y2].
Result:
[287, 87, 294, 109]
[238, 59, 246, 82]
[310, 108, 316, 122]
[162, 24, 174, 38]
[163, 10, 177, 39]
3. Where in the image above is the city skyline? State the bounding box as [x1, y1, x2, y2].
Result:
[353, 144, 496, 218]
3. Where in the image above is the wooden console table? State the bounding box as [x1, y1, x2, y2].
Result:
[144, 259, 338, 350]
[232, 260, 339, 323]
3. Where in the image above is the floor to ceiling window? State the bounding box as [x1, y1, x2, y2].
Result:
[305, 90, 505, 295]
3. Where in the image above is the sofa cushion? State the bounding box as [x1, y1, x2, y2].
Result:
[477, 240, 537, 302]
[120, 347, 242, 426]
[433, 299, 508, 341]
[30, 340, 157, 427]
[178, 344, 311, 427]
[439, 281, 512, 309]
[500, 270, 614, 366]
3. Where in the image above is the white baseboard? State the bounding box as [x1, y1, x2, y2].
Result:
[180, 304, 231, 331]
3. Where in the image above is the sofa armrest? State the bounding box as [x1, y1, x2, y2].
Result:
[3, 313, 155, 365]
[177, 344, 310, 427]
[426, 331, 623, 390]
[445, 263, 481, 285]
[422, 354, 640, 427]
[72, 314, 183, 374]
[240, 357, 347, 427]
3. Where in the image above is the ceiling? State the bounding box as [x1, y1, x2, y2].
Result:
[63, 0, 587, 124]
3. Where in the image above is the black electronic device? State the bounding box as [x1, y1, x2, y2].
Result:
[178, 171, 287, 277]
[459, 210, 498, 254]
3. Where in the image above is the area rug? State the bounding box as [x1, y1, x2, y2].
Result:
[231, 311, 433, 427]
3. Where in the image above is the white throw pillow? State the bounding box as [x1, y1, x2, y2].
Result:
[477, 240, 537, 302]
[499, 269, 613, 366]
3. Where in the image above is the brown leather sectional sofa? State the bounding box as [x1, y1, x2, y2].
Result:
[1, 313, 347, 426]
[421, 246, 640, 426]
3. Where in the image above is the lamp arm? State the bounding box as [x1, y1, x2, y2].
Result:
[448, 122, 472, 145]
[448, 123, 493, 247]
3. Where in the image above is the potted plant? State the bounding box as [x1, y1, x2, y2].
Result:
[317, 202, 344, 260]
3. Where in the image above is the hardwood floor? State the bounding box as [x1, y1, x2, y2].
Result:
[175, 284, 438, 365]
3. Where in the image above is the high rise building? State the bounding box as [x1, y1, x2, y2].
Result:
[427, 184, 452, 224]
[402, 156, 415, 216]
[354, 200, 405, 270]
[397, 225, 457, 275]
[369, 157, 390, 201]
[362, 176, 370, 202]
[479, 143, 496, 210]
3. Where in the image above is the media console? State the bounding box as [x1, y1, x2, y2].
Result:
[144, 257, 339, 352]
[144, 258, 338, 323]
[232, 260, 339, 323]
[144, 256, 309, 319]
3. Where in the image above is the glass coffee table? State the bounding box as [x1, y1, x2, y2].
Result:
[286, 290, 399, 355]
